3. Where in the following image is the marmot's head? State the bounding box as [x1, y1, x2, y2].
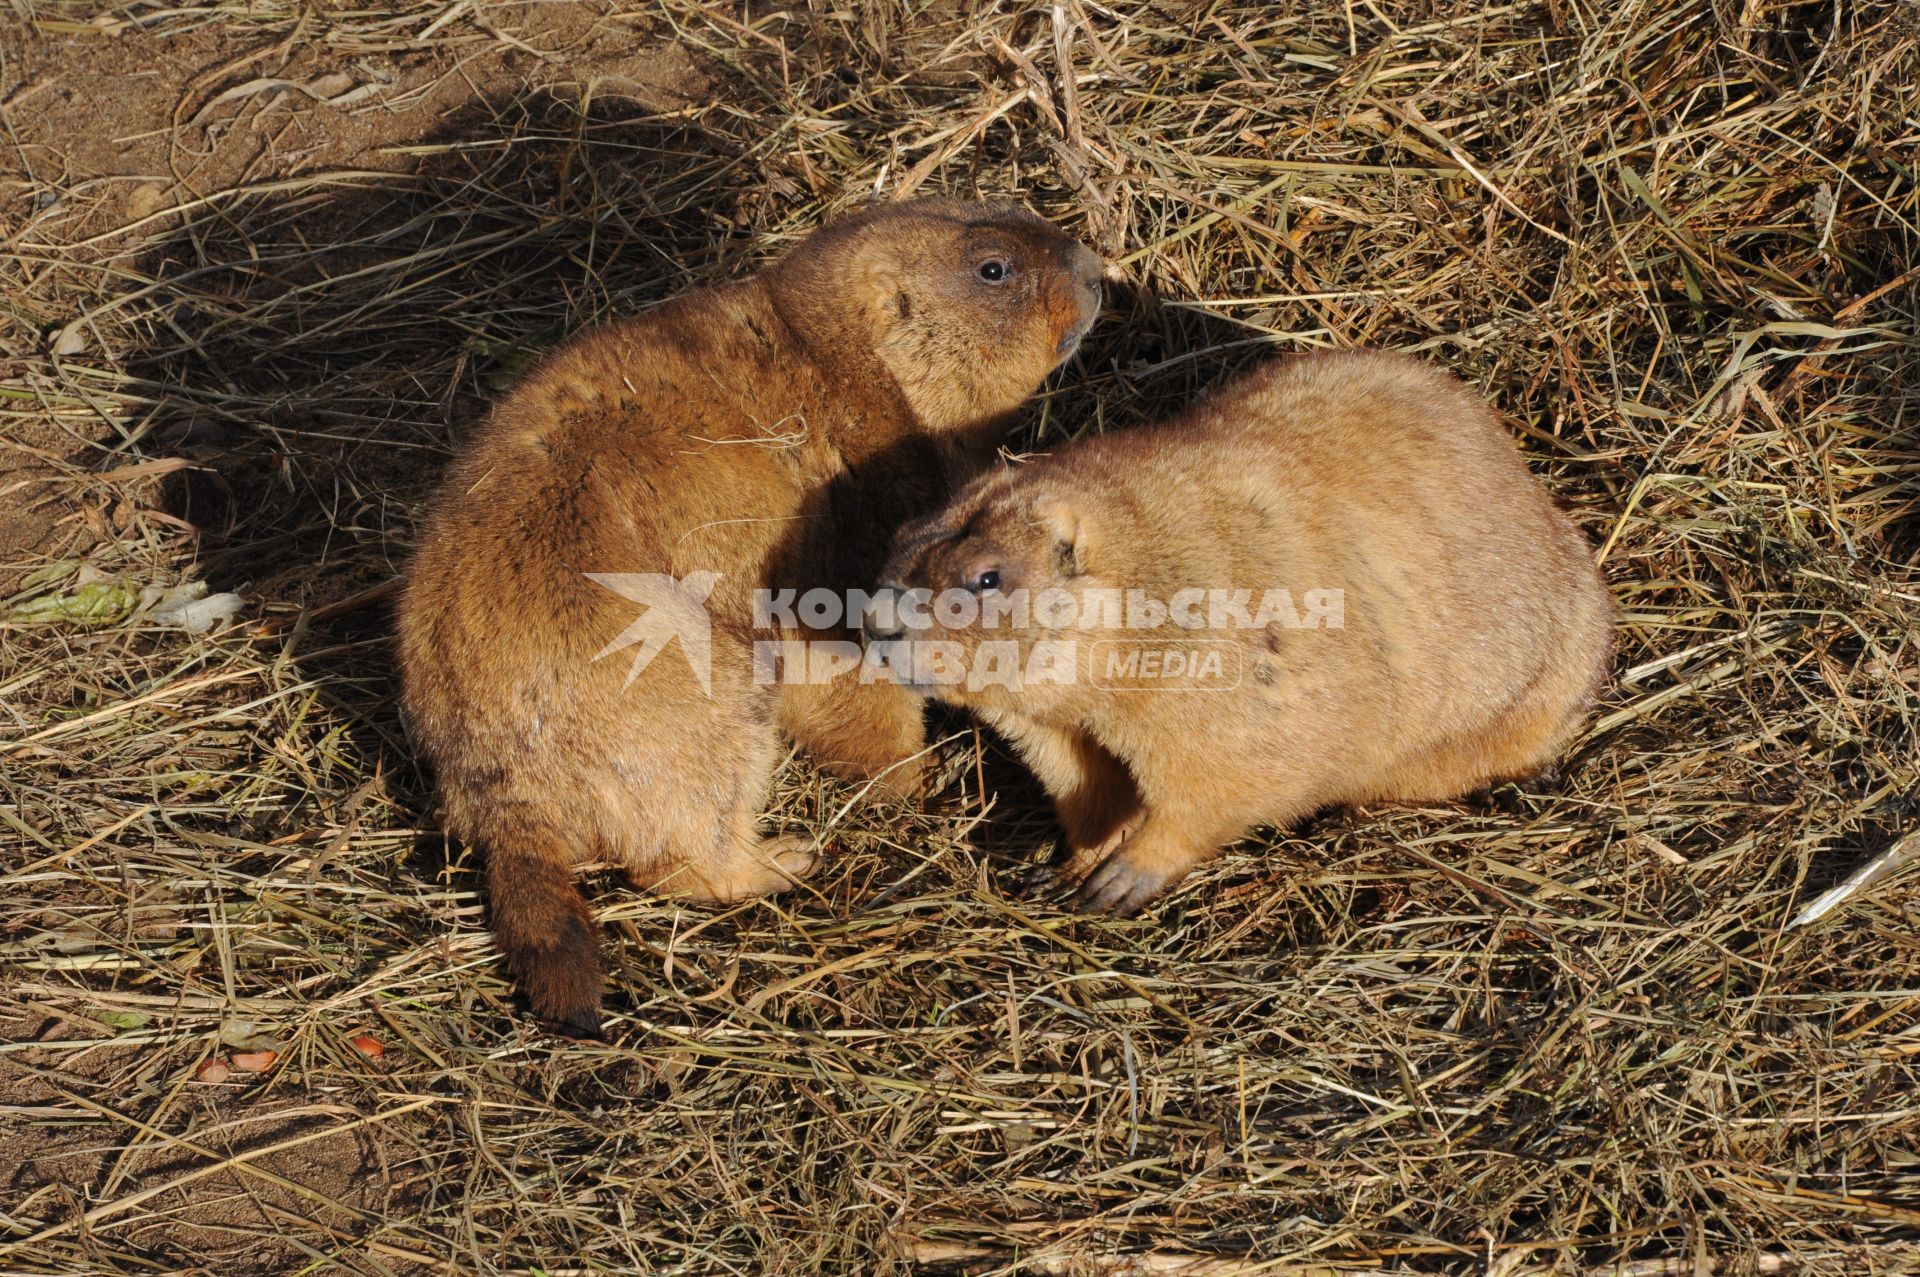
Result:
[769, 198, 1103, 432]
[860, 464, 1110, 711]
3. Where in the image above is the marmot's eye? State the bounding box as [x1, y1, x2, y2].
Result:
[976, 259, 1010, 283]
[970, 569, 1002, 594]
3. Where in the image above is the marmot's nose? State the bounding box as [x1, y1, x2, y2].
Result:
[1055, 243, 1104, 358]
[1069, 242, 1103, 299]
[862, 584, 908, 643]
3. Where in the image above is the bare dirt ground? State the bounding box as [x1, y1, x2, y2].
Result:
[1, 2, 1916, 1274]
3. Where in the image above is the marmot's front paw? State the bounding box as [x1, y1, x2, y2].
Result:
[1073, 842, 1196, 915]
[679, 836, 818, 902]
[1028, 808, 1146, 895]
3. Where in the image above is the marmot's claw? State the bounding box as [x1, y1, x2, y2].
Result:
[1073, 852, 1172, 916]
[767, 837, 821, 882]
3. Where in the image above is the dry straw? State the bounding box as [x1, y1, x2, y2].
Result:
[0, 1, 1916, 1274]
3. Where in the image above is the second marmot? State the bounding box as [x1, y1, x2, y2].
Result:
[865, 350, 1612, 913]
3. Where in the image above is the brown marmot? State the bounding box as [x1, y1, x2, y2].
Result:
[398, 198, 1103, 1035]
[863, 350, 1612, 914]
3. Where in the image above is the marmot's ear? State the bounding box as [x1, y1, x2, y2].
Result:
[1032, 495, 1090, 575]
[859, 255, 904, 326]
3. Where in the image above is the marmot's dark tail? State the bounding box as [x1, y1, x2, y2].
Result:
[488, 840, 603, 1040]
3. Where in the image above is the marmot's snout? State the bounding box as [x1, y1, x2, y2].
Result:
[859, 584, 927, 689]
[860, 583, 916, 644]
[1059, 242, 1104, 357]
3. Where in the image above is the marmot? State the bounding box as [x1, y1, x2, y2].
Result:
[398, 198, 1103, 1035]
[863, 350, 1612, 914]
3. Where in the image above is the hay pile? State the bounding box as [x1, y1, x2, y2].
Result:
[1, 1, 1915, 1273]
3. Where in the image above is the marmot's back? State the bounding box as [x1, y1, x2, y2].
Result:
[1197, 350, 1610, 761]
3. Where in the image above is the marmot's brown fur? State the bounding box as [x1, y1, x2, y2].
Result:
[865, 350, 1612, 914]
[398, 199, 1102, 1035]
